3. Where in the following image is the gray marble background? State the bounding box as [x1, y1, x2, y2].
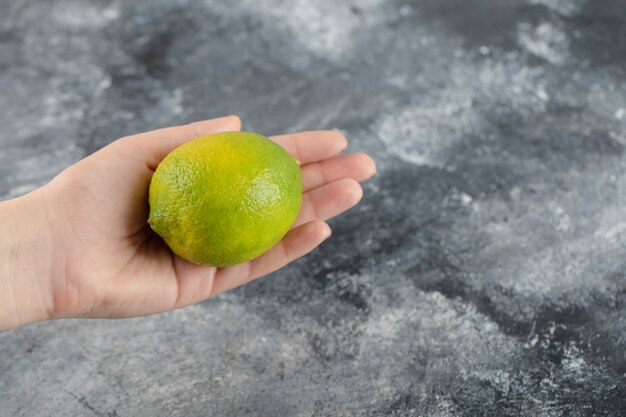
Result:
[1, 0, 626, 416]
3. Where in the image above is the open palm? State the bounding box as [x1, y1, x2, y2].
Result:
[41, 116, 375, 319]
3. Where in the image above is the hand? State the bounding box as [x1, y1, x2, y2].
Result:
[0, 116, 376, 329]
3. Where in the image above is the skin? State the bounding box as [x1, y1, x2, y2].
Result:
[0, 115, 376, 331]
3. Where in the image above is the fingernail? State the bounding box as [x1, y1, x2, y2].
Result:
[222, 114, 241, 129]
[322, 224, 332, 239]
[332, 128, 348, 149]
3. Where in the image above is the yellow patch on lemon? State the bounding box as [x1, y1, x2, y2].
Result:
[148, 131, 302, 267]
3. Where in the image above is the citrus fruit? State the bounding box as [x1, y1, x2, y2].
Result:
[148, 131, 302, 267]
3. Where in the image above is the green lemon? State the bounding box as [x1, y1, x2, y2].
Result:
[148, 131, 302, 267]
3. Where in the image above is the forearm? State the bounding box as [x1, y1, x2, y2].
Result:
[0, 191, 54, 331]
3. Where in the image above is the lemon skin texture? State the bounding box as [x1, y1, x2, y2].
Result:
[148, 131, 303, 267]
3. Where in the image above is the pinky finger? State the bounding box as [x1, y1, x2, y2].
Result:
[211, 220, 331, 296]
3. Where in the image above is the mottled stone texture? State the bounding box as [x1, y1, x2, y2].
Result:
[1, 0, 626, 416]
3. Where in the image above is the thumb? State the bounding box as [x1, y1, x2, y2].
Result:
[110, 115, 242, 169]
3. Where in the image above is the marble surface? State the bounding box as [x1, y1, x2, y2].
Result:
[1, 0, 626, 415]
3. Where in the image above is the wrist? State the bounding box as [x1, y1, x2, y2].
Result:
[0, 190, 55, 330]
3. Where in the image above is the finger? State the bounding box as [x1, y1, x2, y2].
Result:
[270, 130, 347, 165]
[293, 178, 363, 228]
[211, 220, 331, 296]
[168, 255, 219, 309]
[301, 153, 377, 192]
[111, 115, 242, 169]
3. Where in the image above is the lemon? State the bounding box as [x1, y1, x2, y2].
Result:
[148, 131, 302, 267]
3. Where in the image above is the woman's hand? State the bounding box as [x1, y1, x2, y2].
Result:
[0, 116, 376, 330]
